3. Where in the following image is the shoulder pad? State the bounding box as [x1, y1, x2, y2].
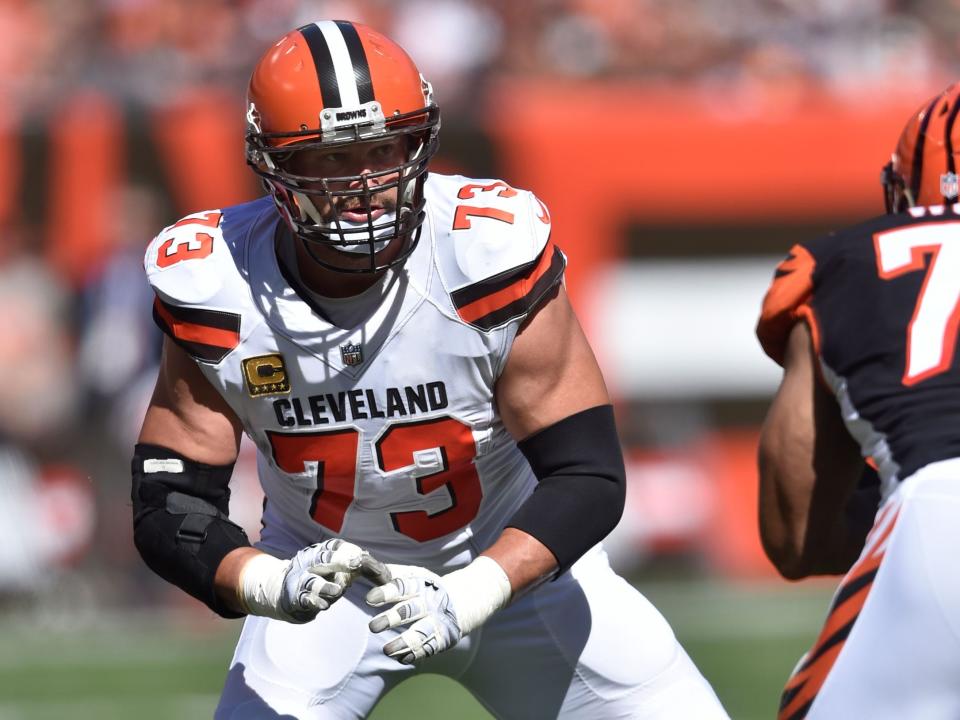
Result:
[756, 243, 817, 365]
[427, 174, 565, 331]
[144, 210, 229, 305]
[144, 209, 245, 364]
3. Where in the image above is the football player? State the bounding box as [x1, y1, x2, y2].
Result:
[131, 19, 729, 720]
[757, 82, 960, 719]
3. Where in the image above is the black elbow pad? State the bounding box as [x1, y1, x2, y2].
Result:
[131, 443, 250, 618]
[506, 404, 626, 576]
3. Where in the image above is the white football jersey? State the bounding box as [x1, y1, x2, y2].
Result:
[144, 174, 564, 572]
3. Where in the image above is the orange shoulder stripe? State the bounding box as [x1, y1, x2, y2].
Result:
[757, 244, 817, 365]
[152, 297, 241, 363]
[456, 241, 561, 324]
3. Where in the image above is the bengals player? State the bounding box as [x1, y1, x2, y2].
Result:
[130, 20, 729, 719]
[757, 82, 960, 719]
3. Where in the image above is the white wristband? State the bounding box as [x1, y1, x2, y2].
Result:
[442, 556, 513, 636]
[238, 553, 289, 620]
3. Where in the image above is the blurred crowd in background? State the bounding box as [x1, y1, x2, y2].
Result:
[1, 0, 958, 617]
[5, 0, 960, 113]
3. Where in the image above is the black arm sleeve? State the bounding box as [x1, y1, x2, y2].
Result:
[131, 443, 251, 618]
[506, 404, 626, 576]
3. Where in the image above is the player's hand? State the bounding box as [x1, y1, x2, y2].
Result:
[365, 557, 512, 665]
[240, 539, 390, 623]
[365, 565, 463, 664]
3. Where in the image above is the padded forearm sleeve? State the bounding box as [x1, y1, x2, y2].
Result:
[506, 404, 626, 576]
[131, 443, 250, 618]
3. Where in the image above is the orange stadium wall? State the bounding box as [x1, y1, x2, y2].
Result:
[3, 83, 919, 293]
[486, 81, 919, 308]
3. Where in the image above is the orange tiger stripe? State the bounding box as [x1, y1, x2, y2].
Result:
[779, 642, 847, 720]
[789, 511, 898, 686]
[869, 502, 892, 535]
[457, 241, 557, 323]
[783, 568, 874, 690]
[779, 577, 874, 719]
[778, 507, 901, 720]
[895, 84, 960, 207]
[863, 504, 900, 558]
[153, 298, 240, 349]
[757, 244, 816, 365]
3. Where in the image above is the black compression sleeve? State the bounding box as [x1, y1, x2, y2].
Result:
[506, 404, 626, 576]
[131, 444, 250, 618]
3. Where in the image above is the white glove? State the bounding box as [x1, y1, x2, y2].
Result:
[239, 539, 389, 623]
[366, 556, 512, 664]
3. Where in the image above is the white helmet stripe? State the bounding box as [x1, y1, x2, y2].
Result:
[314, 21, 361, 108]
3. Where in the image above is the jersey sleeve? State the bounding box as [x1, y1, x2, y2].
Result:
[756, 243, 817, 366]
[433, 177, 566, 332]
[143, 210, 242, 364]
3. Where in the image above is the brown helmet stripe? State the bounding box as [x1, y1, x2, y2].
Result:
[335, 21, 374, 104]
[910, 95, 941, 203]
[298, 23, 341, 108]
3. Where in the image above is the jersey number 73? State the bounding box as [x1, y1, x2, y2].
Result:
[266, 416, 482, 542]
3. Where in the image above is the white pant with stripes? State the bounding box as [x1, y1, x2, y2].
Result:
[215, 547, 728, 719]
[782, 458, 960, 720]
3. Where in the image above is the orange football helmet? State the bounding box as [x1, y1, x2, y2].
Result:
[882, 83, 960, 213]
[245, 20, 440, 272]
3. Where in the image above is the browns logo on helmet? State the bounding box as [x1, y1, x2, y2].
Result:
[882, 83, 960, 214]
[245, 20, 441, 273]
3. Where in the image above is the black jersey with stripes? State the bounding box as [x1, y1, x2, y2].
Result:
[759, 204, 960, 484]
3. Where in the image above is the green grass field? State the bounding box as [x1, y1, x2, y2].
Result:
[0, 579, 833, 720]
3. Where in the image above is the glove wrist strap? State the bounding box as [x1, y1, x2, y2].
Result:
[443, 556, 512, 635]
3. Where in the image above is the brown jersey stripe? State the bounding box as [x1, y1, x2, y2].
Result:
[454, 241, 561, 317]
[456, 245, 565, 331]
[152, 297, 241, 363]
[452, 237, 555, 309]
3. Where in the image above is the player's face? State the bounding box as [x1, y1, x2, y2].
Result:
[282, 137, 406, 224]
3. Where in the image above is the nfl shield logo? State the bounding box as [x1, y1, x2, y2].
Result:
[340, 342, 363, 366]
[941, 172, 959, 199]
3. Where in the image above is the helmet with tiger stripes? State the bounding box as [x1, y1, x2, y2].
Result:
[882, 83, 960, 213]
[245, 20, 441, 273]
